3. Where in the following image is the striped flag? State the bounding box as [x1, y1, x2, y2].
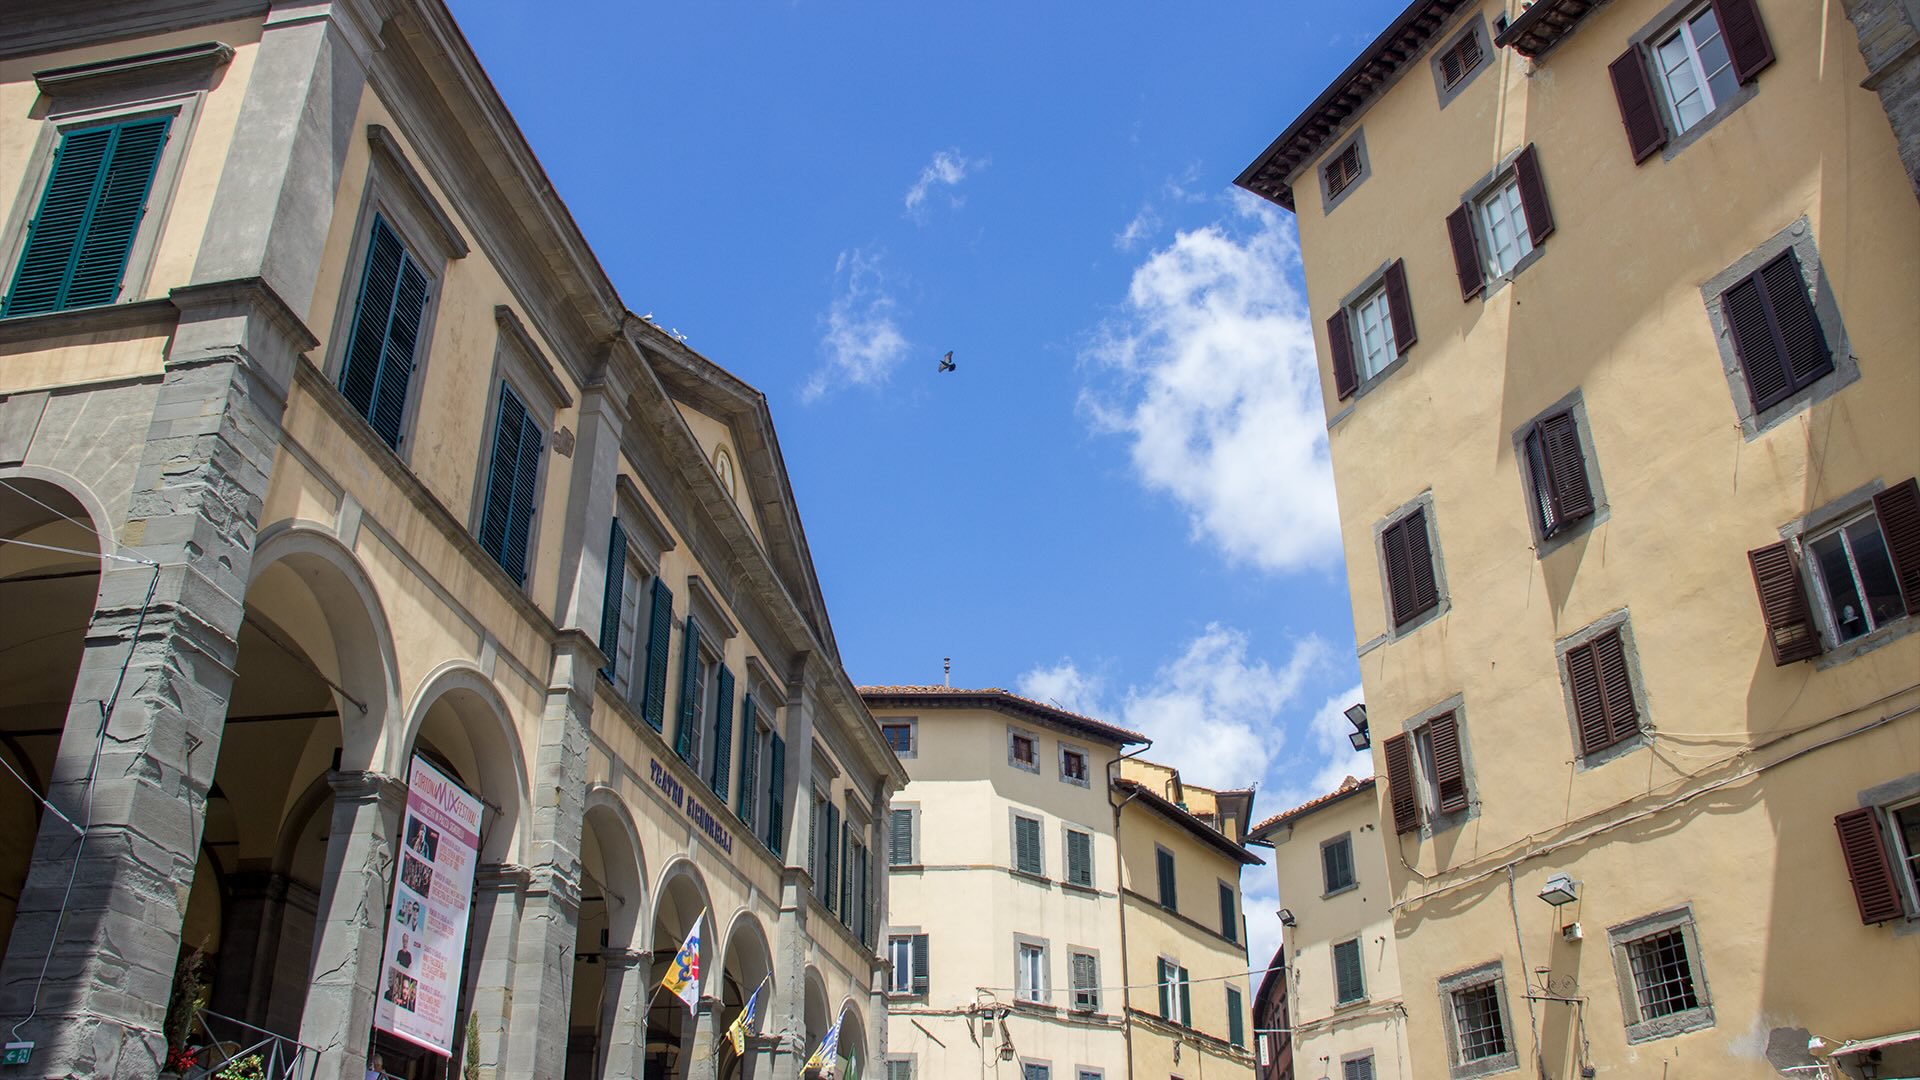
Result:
[802, 1010, 844, 1077]
[725, 980, 765, 1055]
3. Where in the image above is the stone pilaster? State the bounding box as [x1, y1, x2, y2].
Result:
[765, 670, 818, 1080]
[596, 948, 646, 1080]
[499, 637, 594, 1078]
[687, 994, 722, 1080]
[0, 280, 306, 1079]
[296, 770, 406, 1080]
[1843, 0, 1920, 198]
[464, 862, 530, 1078]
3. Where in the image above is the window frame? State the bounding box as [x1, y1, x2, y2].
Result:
[1701, 218, 1856, 440]
[1804, 509, 1910, 646]
[881, 717, 917, 759]
[1058, 741, 1090, 786]
[1321, 833, 1358, 896]
[1430, 15, 1493, 108]
[1446, 145, 1552, 302]
[1332, 937, 1367, 1005]
[1607, 907, 1715, 1041]
[1650, 3, 1742, 136]
[1387, 694, 1480, 839]
[1011, 811, 1046, 878]
[889, 804, 919, 867]
[1155, 844, 1178, 911]
[1317, 129, 1372, 214]
[1555, 611, 1651, 768]
[1342, 1054, 1378, 1080]
[1887, 797, 1920, 917]
[1512, 391, 1609, 555]
[1008, 725, 1040, 773]
[1437, 962, 1518, 1079]
[1474, 173, 1534, 280]
[1372, 491, 1449, 642]
[1062, 825, 1094, 889]
[1015, 937, 1050, 1005]
[1067, 948, 1101, 1013]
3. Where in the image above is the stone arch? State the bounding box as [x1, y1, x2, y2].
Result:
[569, 787, 651, 1080]
[395, 661, 530, 865]
[802, 966, 830, 1054]
[646, 857, 717, 1080]
[834, 999, 867, 1076]
[583, 786, 648, 946]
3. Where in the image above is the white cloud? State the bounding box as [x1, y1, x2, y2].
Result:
[805, 249, 909, 403]
[1016, 623, 1328, 792]
[1081, 194, 1341, 573]
[904, 149, 985, 219]
[1114, 207, 1161, 251]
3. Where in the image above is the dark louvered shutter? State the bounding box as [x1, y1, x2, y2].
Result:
[1383, 733, 1419, 833]
[710, 665, 734, 799]
[640, 579, 674, 732]
[1157, 847, 1177, 909]
[1748, 542, 1822, 664]
[1609, 47, 1670, 163]
[911, 934, 930, 993]
[1834, 807, 1903, 924]
[1445, 205, 1484, 301]
[1327, 310, 1358, 400]
[1227, 986, 1245, 1048]
[737, 696, 758, 825]
[891, 808, 914, 865]
[1016, 817, 1042, 876]
[1406, 510, 1439, 615]
[598, 518, 628, 680]
[1566, 640, 1612, 757]
[372, 256, 427, 447]
[674, 616, 701, 763]
[4, 118, 170, 317]
[1569, 629, 1639, 756]
[1178, 968, 1193, 1025]
[1385, 509, 1439, 627]
[838, 817, 851, 920]
[1383, 258, 1417, 353]
[1428, 711, 1469, 814]
[1067, 829, 1092, 886]
[1513, 144, 1555, 245]
[339, 218, 402, 427]
[477, 384, 542, 585]
[1219, 881, 1237, 940]
[1713, 0, 1775, 83]
[1383, 516, 1414, 626]
[1721, 275, 1789, 411]
[1538, 411, 1594, 525]
[1724, 251, 1831, 415]
[1759, 251, 1831, 389]
[1874, 478, 1920, 612]
[765, 733, 786, 855]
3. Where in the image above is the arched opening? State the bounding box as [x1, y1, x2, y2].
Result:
[0, 475, 103, 962]
[566, 794, 646, 1080]
[716, 914, 774, 1080]
[374, 667, 528, 1080]
[831, 1005, 866, 1080]
[646, 863, 713, 1080]
[801, 970, 829, 1077]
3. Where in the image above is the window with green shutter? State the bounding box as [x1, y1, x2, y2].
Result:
[708, 664, 734, 799]
[890, 808, 915, 866]
[1064, 828, 1092, 887]
[476, 381, 543, 585]
[764, 733, 785, 855]
[736, 702, 760, 829]
[1227, 985, 1245, 1048]
[596, 518, 627, 683]
[1219, 881, 1237, 942]
[1156, 846, 1178, 910]
[674, 616, 703, 766]
[1013, 814, 1043, 876]
[4, 116, 171, 318]
[639, 579, 674, 732]
[1334, 938, 1366, 1003]
[338, 215, 430, 449]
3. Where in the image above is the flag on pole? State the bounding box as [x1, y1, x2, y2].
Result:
[659, 914, 704, 1010]
[725, 979, 767, 1055]
[802, 1010, 844, 1077]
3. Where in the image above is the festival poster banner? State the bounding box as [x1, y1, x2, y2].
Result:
[373, 755, 482, 1056]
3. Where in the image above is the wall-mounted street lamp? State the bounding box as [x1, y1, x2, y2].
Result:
[1538, 875, 1580, 907]
[1278, 908, 1297, 928]
[1344, 704, 1370, 751]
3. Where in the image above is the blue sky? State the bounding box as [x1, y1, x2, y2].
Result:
[451, 0, 1407, 965]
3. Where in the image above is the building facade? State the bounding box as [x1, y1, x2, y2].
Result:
[1111, 761, 1262, 1080]
[0, 4, 903, 1080]
[1235, 1, 1920, 1078]
[1248, 778, 1406, 1080]
[862, 687, 1261, 1080]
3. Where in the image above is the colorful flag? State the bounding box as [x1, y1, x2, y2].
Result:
[725, 980, 765, 1055]
[659, 914, 704, 1010]
[802, 1010, 844, 1077]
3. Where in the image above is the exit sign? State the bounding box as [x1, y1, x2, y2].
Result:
[2, 1042, 31, 1066]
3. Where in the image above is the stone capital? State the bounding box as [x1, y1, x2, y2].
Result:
[475, 861, 533, 894]
[326, 769, 407, 808]
[601, 947, 644, 971]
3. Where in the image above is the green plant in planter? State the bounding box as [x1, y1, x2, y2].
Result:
[215, 1053, 266, 1080]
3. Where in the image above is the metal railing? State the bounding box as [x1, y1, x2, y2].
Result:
[182, 1009, 320, 1080]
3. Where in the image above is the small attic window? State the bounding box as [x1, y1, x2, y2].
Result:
[712, 444, 737, 497]
[1325, 143, 1363, 198]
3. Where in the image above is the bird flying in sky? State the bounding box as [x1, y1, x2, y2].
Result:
[938, 351, 956, 373]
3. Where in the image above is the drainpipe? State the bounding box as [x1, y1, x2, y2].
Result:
[1107, 738, 1153, 1079]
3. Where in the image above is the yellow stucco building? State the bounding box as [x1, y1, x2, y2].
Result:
[862, 687, 1261, 1080]
[0, 3, 902, 1079]
[1236, 0, 1920, 1077]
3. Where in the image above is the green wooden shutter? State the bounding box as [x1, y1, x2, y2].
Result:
[838, 817, 852, 921]
[765, 733, 785, 855]
[640, 579, 673, 731]
[1227, 986, 1245, 1047]
[4, 117, 170, 317]
[597, 518, 627, 681]
[1178, 967, 1192, 1026]
[1157, 959, 1171, 1018]
[1219, 881, 1237, 941]
[477, 383, 542, 584]
[890, 808, 913, 865]
[911, 934, 929, 993]
[824, 802, 840, 911]
[736, 695, 758, 826]
[1157, 848, 1177, 910]
[371, 253, 428, 447]
[338, 215, 426, 449]
[674, 616, 701, 763]
[709, 664, 734, 799]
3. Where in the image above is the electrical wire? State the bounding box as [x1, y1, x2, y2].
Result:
[0, 753, 81, 835]
[976, 961, 1282, 998]
[0, 478, 136, 561]
[0, 534, 156, 566]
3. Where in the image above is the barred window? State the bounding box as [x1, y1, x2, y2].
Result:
[1627, 929, 1699, 1018]
[1451, 982, 1509, 1062]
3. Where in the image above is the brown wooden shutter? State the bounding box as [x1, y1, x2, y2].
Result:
[1721, 272, 1791, 411]
[1608, 47, 1669, 164]
[1873, 477, 1920, 612]
[1445, 205, 1484, 301]
[1383, 733, 1420, 834]
[1748, 542, 1823, 664]
[1565, 641, 1612, 757]
[1328, 310, 1358, 400]
[1383, 517, 1415, 626]
[1592, 629, 1639, 744]
[1758, 251, 1831, 388]
[1427, 711, 1468, 814]
[1383, 258, 1417, 353]
[1513, 144, 1555, 245]
[1404, 507, 1440, 618]
[1538, 412, 1593, 525]
[1834, 807, 1904, 924]
[1712, 0, 1775, 84]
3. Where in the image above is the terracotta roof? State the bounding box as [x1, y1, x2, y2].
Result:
[1494, 0, 1609, 59]
[856, 685, 1149, 745]
[1235, 0, 1473, 211]
[1113, 778, 1266, 866]
[1247, 775, 1377, 840]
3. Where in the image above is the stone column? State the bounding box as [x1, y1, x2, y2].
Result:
[1842, 0, 1920, 199]
[596, 948, 646, 1080]
[686, 995, 722, 1080]
[499, 638, 594, 1078]
[0, 281, 306, 1079]
[295, 770, 405, 1080]
[463, 863, 529, 1078]
[764, 668, 818, 1080]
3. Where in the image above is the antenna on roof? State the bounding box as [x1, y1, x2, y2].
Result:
[943, 657, 951, 688]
